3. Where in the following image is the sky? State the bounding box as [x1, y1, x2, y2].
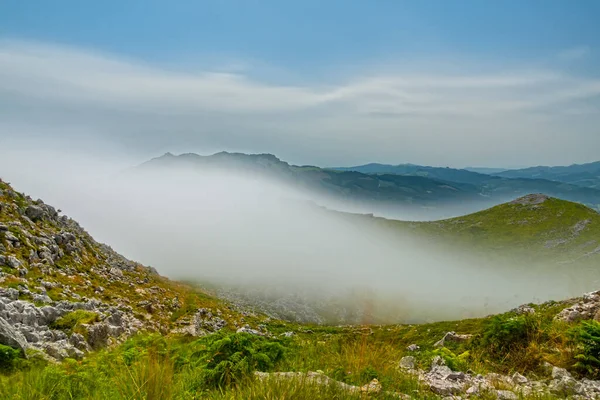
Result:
[1, 0, 600, 168]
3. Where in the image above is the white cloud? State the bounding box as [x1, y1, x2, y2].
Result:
[1, 39, 600, 167]
[558, 45, 591, 61]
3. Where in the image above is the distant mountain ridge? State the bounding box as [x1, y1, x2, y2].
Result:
[138, 152, 600, 216]
[492, 161, 600, 189]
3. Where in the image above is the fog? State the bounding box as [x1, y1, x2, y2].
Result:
[0, 144, 593, 324]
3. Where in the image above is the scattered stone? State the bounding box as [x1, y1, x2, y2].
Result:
[360, 378, 382, 394]
[466, 385, 479, 395]
[407, 344, 420, 351]
[511, 372, 528, 385]
[496, 390, 518, 400]
[510, 304, 535, 315]
[5, 255, 22, 268]
[4, 231, 19, 243]
[237, 325, 263, 336]
[434, 331, 473, 347]
[399, 356, 416, 370]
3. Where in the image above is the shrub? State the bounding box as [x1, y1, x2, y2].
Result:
[358, 365, 378, 382]
[481, 314, 536, 356]
[430, 348, 469, 372]
[193, 332, 287, 388]
[0, 344, 21, 372]
[476, 313, 544, 372]
[571, 320, 600, 377]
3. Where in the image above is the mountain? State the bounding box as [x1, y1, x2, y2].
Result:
[138, 152, 485, 217]
[0, 178, 249, 361]
[333, 163, 495, 184]
[493, 161, 600, 189]
[464, 167, 513, 174]
[140, 152, 600, 215]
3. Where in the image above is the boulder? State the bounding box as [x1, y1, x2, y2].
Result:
[552, 366, 571, 380]
[86, 323, 110, 350]
[0, 316, 28, 353]
[25, 206, 45, 222]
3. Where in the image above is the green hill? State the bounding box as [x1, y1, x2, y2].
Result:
[346, 193, 600, 267]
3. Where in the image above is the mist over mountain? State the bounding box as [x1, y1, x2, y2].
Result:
[493, 161, 600, 189]
[139, 152, 600, 220]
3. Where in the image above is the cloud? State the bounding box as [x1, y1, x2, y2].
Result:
[1, 39, 600, 167]
[558, 45, 591, 61]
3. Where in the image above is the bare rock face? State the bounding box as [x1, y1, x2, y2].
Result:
[0, 287, 146, 360]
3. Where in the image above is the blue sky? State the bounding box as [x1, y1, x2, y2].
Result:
[1, 1, 599, 167]
[2, 0, 599, 75]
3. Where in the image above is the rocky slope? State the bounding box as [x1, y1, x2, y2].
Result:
[0, 178, 249, 361]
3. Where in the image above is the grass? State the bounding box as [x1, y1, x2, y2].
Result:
[1, 307, 588, 400]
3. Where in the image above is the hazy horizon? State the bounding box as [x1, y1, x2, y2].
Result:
[2, 2, 600, 168]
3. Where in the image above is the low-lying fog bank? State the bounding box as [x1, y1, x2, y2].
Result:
[1, 148, 595, 324]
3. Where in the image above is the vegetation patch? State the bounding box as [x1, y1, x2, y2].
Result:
[571, 320, 600, 377]
[49, 310, 99, 334]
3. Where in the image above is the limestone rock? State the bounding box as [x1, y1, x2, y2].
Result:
[25, 205, 45, 222]
[0, 317, 29, 353]
[399, 356, 416, 370]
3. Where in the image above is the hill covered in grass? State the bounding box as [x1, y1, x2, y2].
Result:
[351, 194, 600, 265]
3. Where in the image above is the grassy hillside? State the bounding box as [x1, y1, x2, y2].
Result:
[354, 194, 600, 264]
